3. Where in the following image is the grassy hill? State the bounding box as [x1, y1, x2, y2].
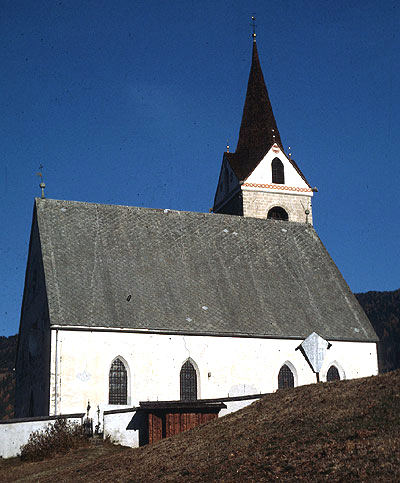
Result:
[1, 370, 400, 482]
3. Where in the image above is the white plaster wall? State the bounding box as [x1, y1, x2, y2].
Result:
[320, 341, 378, 381]
[103, 410, 138, 447]
[48, 328, 378, 418]
[220, 397, 260, 417]
[246, 145, 311, 189]
[0, 416, 83, 459]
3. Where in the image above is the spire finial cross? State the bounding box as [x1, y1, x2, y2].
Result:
[37, 164, 46, 199]
[37, 164, 43, 181]
[251, 16, 256, 41]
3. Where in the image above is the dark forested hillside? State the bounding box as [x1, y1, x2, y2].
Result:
[0, 335, 17, 370]
[0, 334, 17, 420]
[356, 289, 400, 373]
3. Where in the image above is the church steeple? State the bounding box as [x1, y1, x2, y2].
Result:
[235, 38, 283, 169]
[213, 29, 314, 224]
[223, 32, 284, 183]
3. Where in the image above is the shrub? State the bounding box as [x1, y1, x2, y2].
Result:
[20, 418, 88, 461]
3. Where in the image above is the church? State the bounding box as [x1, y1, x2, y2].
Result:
[15, 32, 378, 441]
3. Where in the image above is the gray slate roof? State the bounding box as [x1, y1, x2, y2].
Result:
[34, 198, 377, 342]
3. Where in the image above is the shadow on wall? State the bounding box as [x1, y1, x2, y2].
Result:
[127, 411, 148, 446]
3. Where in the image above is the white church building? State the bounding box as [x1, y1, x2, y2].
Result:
[14, 33, 378, 444]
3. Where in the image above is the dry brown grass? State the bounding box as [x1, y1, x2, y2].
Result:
[20, 418, 89, 461]
[1, 370, 400, 482]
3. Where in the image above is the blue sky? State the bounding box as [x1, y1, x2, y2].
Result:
[1, 0, 399, 336]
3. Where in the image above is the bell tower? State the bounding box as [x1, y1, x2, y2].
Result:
[213, 26, 315, 223]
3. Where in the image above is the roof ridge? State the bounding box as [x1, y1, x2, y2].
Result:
[35, 197, 311, 225]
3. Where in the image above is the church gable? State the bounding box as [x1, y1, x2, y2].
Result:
[244, 144, 311, 190]
[240, 144, 314, 223]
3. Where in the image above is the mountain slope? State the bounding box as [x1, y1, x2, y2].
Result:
[356, 289, 400, 372]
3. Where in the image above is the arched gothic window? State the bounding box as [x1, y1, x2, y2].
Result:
[272, 158, 284, 184]
[109, 358, 128, 405]
[267, 207, 288, 221]
[180, 360, 197, 401]
[278, 364, 295, 389]
[327, 365, 340, 382]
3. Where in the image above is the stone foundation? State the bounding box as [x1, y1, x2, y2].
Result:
[242, 189, 313, 224]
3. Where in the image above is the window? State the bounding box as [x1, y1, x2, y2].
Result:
[267, 207, 288, 221]
[327, 365, 340, 382]
[278, 364, 295, 389]
[109, 358, 127, 405]
[272, 158, 284, 184]
[180, 360, 197, 400]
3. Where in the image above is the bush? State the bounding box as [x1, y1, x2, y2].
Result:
[20, 418, 88, 461]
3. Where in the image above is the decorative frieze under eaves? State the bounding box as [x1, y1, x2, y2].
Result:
[242, 182, 313, 196]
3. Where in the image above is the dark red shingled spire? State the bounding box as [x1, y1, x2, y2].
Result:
[237, 40, 282, 153]
[227, 39, 283, 181]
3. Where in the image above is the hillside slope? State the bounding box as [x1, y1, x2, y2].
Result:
[1, 370, 400, 482]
